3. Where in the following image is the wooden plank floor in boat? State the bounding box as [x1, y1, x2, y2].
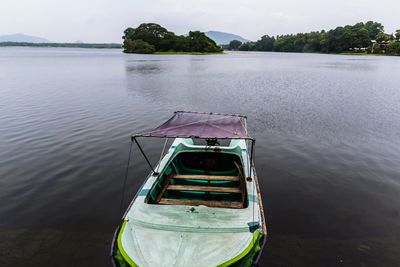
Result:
[157, 174, 244, 208]
[159, 198, 243, 209]
[167, 185, 241, 193]
[173, 174, 239, 181]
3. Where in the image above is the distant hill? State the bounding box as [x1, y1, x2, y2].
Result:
[0, 33, 51, 43]
[205, 31, 249, 45]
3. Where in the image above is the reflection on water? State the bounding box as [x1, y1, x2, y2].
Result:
[316, 61, 377, 70]
[126, 63, 164, 74]
[0, 48, 400, 266]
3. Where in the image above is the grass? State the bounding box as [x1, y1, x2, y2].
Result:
[340, 52, 389, 56]
[154, 51, 224, 55]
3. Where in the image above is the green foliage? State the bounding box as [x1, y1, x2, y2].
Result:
[321, 23, 371, 53]
[122, 23, 221, 54]
[228, 40, 242, 50]
[123, 23, 169, 50]
[239, 35, 275, 52]
[255, 35, 275, 51]
[238, 21, 400, 55]
[396, 30, 400, 41]
[239, 42, 257, 51]
[123, 39, 155, 54]
[364, 21, 384, 39]
[385, 41, 400, 55]
[121, 22, 398, 56]
[372, 43, 382, 54]
[376, 32, 393, 43]
[187, 31, 222, 53]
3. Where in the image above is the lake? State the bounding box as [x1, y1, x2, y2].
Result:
[0, 47, 399, 267]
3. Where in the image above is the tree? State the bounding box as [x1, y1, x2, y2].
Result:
[386, 41, 400, 55]
[303, 32, 321, 52]
[395, 29, 400, 41]
[122, 27, 136, 41]
[159, 32, 178, 51]
[365, 21, 384, 40]
[173, 35, 190, 52]
[371, 43, 382, 54]
[228, 40, 242, 50]
[123, 39, 155, 54]
[187, 31, 222, 53]
[376, 32, 392, 43]
[256, 35, 275, 51]
[122, 23, 221, 53]
[125, 23, 169, 50]
[352, 28, 371, 48]
[239, 42, 257, 51]
[239, 21, 390, 54]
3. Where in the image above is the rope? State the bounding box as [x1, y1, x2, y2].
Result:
[251, 140, 255, 245]
[119, 139, 134, 218]
[156, 138, 168, 173]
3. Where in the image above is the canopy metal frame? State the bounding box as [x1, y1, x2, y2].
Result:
[131, 111, 256, 177]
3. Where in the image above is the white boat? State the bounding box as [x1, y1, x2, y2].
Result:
[111, 111, 266, 267]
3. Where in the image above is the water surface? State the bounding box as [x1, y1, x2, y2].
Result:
[1, 47, 400, 266]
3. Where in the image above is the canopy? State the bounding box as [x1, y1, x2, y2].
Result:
[133, 111, 253, 140]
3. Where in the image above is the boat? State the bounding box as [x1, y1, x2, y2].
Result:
[111, 111, 267, 267]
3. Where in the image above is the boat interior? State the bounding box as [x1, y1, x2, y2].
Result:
[146, 151, 248, 209]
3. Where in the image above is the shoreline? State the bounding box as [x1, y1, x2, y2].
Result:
[339, 52, 396, 56]
[1, 45, 398, 56]
[0, 42, 121, 49]
[153, 51, 224, 55]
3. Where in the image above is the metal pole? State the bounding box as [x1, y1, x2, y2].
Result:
[250, 139, 255, 175]
[156, 138, 168, 173]
[132, 137, 158, 175]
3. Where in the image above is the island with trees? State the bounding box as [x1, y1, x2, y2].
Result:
[122, 23, 222, 54]
[227, 21, 400, 56]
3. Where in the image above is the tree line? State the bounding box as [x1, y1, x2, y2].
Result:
[122, 23, 222, 54]
[227, 21, 400, 56]
[0, 42, 122, 49]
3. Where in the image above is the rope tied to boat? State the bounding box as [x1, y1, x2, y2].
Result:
[119, 139, 134, 218]
[156, 137, 169, 173]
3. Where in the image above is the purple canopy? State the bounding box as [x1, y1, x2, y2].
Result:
[134, 111, 252, 140]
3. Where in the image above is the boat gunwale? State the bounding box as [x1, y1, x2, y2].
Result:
[252, 167, 267, 265]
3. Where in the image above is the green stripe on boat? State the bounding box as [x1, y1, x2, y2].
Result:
[117, 221, 139, 267]
[217, 230, 262, 267]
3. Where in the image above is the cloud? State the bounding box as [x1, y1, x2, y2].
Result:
[0, 0, 398, 42]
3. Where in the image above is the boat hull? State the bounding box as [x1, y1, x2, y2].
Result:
[111, 138, 266, 267]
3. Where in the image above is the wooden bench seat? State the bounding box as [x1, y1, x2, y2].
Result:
[167, 184, 241, 193]
[173, 174, 239, 181]
[159, 198, 243, 209]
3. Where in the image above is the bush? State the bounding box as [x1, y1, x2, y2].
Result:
[123, 39, 155, 54]
[385, 41, 400, 55]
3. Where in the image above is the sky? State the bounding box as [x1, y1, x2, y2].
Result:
[0, 0, 398, 43]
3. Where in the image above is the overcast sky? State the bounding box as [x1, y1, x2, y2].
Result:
[0, 0, 398, 43]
